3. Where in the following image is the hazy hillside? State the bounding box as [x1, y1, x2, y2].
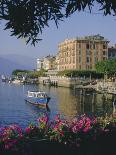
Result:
[0, 54, 36, 75]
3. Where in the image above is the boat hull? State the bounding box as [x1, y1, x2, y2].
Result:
[25, 97, 50, 107]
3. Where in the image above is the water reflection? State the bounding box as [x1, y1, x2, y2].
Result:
[57, 88, 79, 118]
[41, 85, 114, 119]
[53, 88, 114, 118]
[0, 82, 115, 127]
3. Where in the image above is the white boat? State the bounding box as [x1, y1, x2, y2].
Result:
[25, 91, 51, 107]
[12, 79, 21, 84]
[1, 75, 7, 82]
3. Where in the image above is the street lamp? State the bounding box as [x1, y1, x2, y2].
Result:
[90, 73, 92, 82]
[104, 71, 107, 82]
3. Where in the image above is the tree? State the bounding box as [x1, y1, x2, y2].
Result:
[12, 69, 29, 76]
[96, 59, 116, 76]
[12, 69, 47, 78]
[0, 0, 116, 45]
[57, 69, 103, 78]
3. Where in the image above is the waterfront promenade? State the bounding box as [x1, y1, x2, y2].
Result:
[38, 76, 95, 88]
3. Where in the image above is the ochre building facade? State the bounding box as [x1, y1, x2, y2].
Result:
[58, 35, 109, 71]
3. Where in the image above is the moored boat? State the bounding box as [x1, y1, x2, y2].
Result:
[12, 79, 21, 84]
[1, 75, 7, 82]
[25, 91, 50, 107]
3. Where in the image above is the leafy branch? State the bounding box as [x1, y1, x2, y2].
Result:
[0, 0, 116, 45]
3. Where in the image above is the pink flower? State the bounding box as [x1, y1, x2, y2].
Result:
[72, 118, 78, 124]
[25, 127, 31, 134]
[5, 144, 11, 149]
[83, 126, 90, 132]
[37, 114, 49, 124]
[9, 125, 22, 132]
[85, 121, 91, 127]
[72, 125, 79, 133]
[93, 118, 97, 124]
[55, 114, 61, 123]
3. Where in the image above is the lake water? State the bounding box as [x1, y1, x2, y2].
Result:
[0, 82, 114, 128]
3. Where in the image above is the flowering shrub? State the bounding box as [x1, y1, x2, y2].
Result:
[0, 125, 23, 150]
[46, 114, 99, 148]
[1, 114, 116, 153]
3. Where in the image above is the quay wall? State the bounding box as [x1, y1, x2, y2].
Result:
[38, 76, 90, 88]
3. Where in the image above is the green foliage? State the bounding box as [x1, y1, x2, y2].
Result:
[1, 114, 116, 154]
[12, 69, 47, 78]
[12, 69, 29, 76]
[0, 0, 116, 45]
[57, 70, 103, 79]
[28, 70, 46, 78]
[95, 59, 116, 75]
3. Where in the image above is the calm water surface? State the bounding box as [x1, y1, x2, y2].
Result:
[0, 82, 114, 128]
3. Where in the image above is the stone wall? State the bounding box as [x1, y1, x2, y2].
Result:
[38, 76, 86, 88]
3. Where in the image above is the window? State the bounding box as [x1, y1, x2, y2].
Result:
[90, 57, 92, 63]
[112, 52, 116, 57]
[79, 50, 81, 55]
[90, 64, 92, 69]
[96, 44, 98, 50]
[79, 57, 81, 63]
[86, 57, 90, 63]
[90, 44, 92, 49]
[86, 44, 89, 49]
[103, 57, 106, 60]
[73, 57, 75, 63]
[86, 50, 90, 55]
[103, 51, 106, 55]
[79, 43, 81, 48]
[103, 44, 107, 49]
[93, 44, 96, 49]
[72, 51, 75, 56]
[94, 57, 98, 62]
[108, 53, 111, 57]
[86, 65, 90, 69]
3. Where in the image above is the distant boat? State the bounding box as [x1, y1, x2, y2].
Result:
[12, 79, 21, 84]
[1, 75, 7, 82]
[25, 91, 51, 107]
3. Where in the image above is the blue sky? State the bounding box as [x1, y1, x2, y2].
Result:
[0, 11, 116, 59]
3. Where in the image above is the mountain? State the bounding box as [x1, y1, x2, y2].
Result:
[0, 54, 36, 75]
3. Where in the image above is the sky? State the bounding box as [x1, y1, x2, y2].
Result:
[0, 10, 116, 59]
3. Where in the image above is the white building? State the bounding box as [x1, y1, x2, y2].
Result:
[37, 58, 43, 71]
[43, 55, 56, 70]
[56, 53, 60, 71]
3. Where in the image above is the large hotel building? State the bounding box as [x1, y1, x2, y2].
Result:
[58, 34, 109, 71]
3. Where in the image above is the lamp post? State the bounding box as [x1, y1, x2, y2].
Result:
[90, 73, 92, 82]
[104, 71, 107, 83]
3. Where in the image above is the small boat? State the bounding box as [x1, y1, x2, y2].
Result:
[25, 91, 50, 107]
[1, 75, 7, 82]
[12, 79, 21, 84]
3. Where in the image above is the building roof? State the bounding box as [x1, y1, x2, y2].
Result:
[59, 34, 109, 46]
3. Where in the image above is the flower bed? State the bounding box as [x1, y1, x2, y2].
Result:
[0, 114, 116, 155]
